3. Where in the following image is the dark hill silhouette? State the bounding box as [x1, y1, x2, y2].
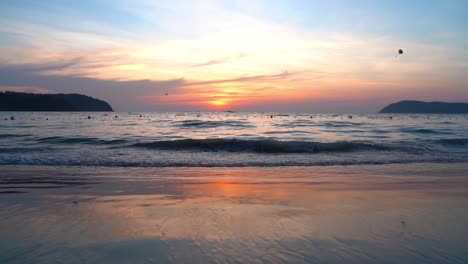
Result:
[0, 91, 113, 111]
[380, 100, 468, 114]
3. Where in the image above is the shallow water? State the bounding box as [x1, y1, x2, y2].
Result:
[1, 164, 468, 263]
[0, 112, 467, 166]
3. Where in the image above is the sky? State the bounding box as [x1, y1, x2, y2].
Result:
[0, 0, 467, 112]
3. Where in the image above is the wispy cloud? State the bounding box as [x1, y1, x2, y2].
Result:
[185, 71, 293, 86]
[192, 58, 230, 68]
[191, 53, 249, 68]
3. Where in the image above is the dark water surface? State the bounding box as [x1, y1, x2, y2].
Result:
[0, 112, 467, 166]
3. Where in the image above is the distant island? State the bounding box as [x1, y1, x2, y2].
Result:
[380, 100, 468, 114]
[0, 91, 113, 112]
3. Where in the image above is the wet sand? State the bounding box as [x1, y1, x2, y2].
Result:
[1, 164, 468, 263]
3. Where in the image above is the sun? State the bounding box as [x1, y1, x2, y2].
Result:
[210, 99, 228, 107]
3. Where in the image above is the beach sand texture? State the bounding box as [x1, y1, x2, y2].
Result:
[1, 163, 468, 263]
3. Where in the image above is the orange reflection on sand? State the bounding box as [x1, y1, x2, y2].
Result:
[6, 165, 468, 249]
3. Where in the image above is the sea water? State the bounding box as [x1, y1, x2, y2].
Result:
[0, 112, 467, 167]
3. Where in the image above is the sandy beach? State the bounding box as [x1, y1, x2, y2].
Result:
[1, 163, 468, 263]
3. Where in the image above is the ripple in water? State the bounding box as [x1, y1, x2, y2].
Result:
[0, 112, 467, 167]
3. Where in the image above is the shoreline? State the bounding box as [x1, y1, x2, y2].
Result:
[1, 160, 468, 169]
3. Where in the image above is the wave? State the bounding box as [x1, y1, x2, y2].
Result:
[132, 138, 390, 153]
[437, 138, 468, 146]
[1, 156, 466, 167]
[432, 121, 456, 125]
[27, 135, 468, 152]
[172, 120, 255, 129]
[0, 147, 56, 153]
[37, 136, 127, 145]
[0, 134, 31, 139]
[263, 130, 317, 135]
[399, 128, 452, 134]
[273, 121, 318, 128]
[321, 121, 365, 128]
[273, 120, 367, 128]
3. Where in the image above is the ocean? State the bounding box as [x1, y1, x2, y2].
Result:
[1, 112, 467, 167]
[2, 112, 468, 263]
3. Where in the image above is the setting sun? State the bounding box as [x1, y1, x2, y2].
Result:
[210, 99, 229, 107]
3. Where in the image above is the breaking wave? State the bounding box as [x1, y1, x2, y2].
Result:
[132, 138, 390, 153]
[172, 120, 255, 129]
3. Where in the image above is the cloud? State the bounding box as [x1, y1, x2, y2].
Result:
[184, 71, 293, 86]
[0, 86, 52, 94]
[192, 58, 230, 68]
[191, 53, 249, 68]
[0, 59, 298, 111]
[0, 60, 185, 111]
[0, 58, 83, 72]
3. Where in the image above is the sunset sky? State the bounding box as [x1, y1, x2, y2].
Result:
[0, 0, 467, 112]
